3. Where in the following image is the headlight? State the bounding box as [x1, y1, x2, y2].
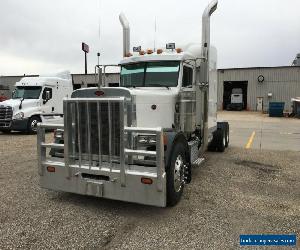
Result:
[13, 112, 24, 119]
[137, 134, 156, 145]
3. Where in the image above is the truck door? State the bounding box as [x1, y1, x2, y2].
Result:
[42, 87, 54, 113]
[179, 64, 197, 132]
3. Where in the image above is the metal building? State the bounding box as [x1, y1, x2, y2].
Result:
[218, 66, 300, 112]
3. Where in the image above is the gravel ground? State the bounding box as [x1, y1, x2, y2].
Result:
[0, 132, 299, 249]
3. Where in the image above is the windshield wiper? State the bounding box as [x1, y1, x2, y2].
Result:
[150, 84, 170, 90]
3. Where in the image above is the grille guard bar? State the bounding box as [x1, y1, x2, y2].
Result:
[37, 97, 165, 192]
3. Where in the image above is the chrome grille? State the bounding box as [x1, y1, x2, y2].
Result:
[0, 106, 13, 121]
[64, 98, 125, 168]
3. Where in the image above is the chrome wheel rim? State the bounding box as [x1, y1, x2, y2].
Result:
[174, 155, 184, 192]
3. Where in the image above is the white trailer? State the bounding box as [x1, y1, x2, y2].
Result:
[37, 0, 229, 207]
[0, 71, 73, 133]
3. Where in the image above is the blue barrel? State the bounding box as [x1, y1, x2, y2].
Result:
[269, 102, 285, 117]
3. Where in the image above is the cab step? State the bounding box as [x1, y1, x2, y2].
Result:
[192, 157, 205, 167]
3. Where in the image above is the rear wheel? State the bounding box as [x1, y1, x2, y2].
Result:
[166, 142, 187, 207]
[225, 123, 229, 147]
[28, 116, 41, 133]
[216, 129, 226, 152]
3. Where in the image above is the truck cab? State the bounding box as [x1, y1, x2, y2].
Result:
[37, 0, 229, 207]
[0, 71, 73, 133]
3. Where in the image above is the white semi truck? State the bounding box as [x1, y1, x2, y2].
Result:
[37, 0, 229, 207]
[0, 71, 73, 133]
[227, 88, 244, 111]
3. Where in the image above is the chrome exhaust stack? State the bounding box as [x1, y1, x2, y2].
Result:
[119, 13, 130, 57]
[200, 0, 218, 151]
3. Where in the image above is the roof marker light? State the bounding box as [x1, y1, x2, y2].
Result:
[157, 49, 163, 54]
[147, 49, 153, 54]
[176, 48, 183, 53]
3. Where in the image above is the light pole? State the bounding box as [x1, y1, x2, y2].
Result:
[97, 52, 100, 66]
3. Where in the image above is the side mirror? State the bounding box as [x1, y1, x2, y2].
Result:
[43, 90, 51, 104]
[45, 90, 51, 100]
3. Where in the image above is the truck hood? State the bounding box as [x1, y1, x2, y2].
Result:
[0, 99, 40, 114]
[72, 87, 179, 128]
[128, 88, 179, 128]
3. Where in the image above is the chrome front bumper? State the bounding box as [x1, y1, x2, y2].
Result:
[39, 158, 166, 207]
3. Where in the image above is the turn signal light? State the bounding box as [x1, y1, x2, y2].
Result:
[163, 134, 168, 145]
[47, 166, 56, 173]
[141, 177, 153, 185]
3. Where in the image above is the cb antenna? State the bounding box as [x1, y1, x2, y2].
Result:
[153, 17, 157, 52]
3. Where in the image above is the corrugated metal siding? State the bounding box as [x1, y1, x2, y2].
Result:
[218, 67, 300, 112]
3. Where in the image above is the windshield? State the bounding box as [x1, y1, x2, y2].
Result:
[13, 86, 42, 99]
[120, 61, 180, 88]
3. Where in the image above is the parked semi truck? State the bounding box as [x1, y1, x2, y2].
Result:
[226, 88, 244, 111]
[37, 0, 229, 207]
[0, 71, 73, 133]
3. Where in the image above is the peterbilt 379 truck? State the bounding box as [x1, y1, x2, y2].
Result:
[37, 0, 229, 207]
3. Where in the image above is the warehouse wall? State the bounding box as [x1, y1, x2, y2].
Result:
[218, 66, 300, 112]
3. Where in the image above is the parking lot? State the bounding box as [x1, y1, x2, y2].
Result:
[219, 111, 300, 151]
[0, 112, 299, 249]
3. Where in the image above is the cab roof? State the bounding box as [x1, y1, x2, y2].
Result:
[120, 43, 203, 65]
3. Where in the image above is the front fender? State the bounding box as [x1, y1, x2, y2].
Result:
[164, 131, 189, 169]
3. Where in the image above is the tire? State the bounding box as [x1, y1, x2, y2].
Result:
[220, 122, 229, 148]
[225, 123, 229, 148]
[216, 129, 226, 152]
[166, 142, 187, 207]
[1, 130, 11, 134]
[28, 116, 41, 133]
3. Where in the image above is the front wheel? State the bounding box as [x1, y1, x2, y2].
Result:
[0, 129, 11, 134]
[166, 142, 187, 207]
[28, 116, 41, 133]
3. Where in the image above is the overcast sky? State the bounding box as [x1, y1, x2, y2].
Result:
[0, 0, 299, 76]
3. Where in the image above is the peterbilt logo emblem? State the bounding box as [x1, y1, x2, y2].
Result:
[95, 90, 104, 96]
